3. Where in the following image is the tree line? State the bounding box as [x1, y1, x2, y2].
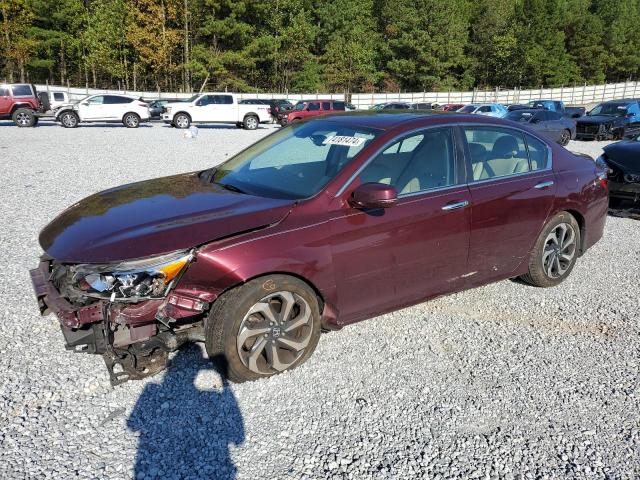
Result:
[1, 0, 639, 94]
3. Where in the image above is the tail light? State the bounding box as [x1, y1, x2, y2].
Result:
[597, 171, 608, 189]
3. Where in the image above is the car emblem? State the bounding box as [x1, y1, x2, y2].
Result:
[272, 326, 281, 338]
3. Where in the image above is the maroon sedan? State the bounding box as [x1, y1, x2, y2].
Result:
[30, 112, 608, 384]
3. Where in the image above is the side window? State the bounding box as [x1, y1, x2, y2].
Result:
[333, 101, 345, 111]
[533, 111, 548, 122]
[214, 95, 233, 104]
[526, 134, 551, 170]
[464, 128, 529, 181]
[53, 92, 64, 101]
[627, 103, 640, 115]
[87, 96, 104, 104]
[322, 102, 331, 110]
[0, 87, 8, 96]
[11, 84, 33, 96]
[359, 128, 456, 195]
[547, 111, 562, 120]
[479, 106, 492, 113]
[104, 95, 130, 104]
[308, 102, 320, 111]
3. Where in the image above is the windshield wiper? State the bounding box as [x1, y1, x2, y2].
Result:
[218, 183, 247, 194]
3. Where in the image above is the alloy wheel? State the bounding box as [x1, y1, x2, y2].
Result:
[15, 111, 32, 126]
[124, 114, 139, 127]
[175, 115, 189, 128]
[245, 116, 258, 129]
[560, 130, 570, 145]
[236, 291, 313, 375]
[61, 113, 77, 127]
[542, 222, 576, 278]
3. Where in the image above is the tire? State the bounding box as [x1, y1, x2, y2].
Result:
[205, 275, 322, 383]
[173, 113, 190, 129]
[243, 114, 259, 130]
[123, 112, 140, 128]
[558, 129, 571, 146]
[520, 211, 581, 288]
[12, 108, 36, 127]
[59, 111, 79, 128]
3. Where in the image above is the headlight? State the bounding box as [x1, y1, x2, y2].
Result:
[165, 107, 172, 114]
[70, 250, 192, 301]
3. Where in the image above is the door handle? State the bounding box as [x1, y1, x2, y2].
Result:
[441, 200, 469, 211]
[534, 180, 554, 189]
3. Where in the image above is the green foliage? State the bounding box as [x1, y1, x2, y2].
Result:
[0, 0, 637, 91]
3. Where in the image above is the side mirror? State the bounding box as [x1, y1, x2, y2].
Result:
[81, 102, 89, 106]
[531, 118, 541, 124]
[349, 183, 398, 209]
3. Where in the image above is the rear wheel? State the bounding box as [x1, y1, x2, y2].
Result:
[205, 275, 321, 382]
[173, 113, 190, 129]
[123, 112, 140, 128]
[243, 114, 259, 130]
[520, 212, 581, 288]
[59, 111, 79, 128]
[12, 108, 36, 127]
[559, 129, 571, 146]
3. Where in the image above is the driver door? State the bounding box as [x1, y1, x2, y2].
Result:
[78, 95, 105, 120]
[329, 127, 471, 324]
[0, 86, 11, 115]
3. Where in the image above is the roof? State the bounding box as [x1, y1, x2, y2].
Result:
[316, 111, 513, 131]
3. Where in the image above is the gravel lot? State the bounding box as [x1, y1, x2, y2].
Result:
[1, 121, 638, 479]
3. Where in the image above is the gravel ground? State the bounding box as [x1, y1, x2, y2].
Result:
[0, 121, 639, 480]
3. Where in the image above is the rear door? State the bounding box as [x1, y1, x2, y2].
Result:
[103, 95, 130, 119]
[461, 126, 556, 285]
[329, 126, 471, 323]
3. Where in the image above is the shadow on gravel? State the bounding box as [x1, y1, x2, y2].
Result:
[127, 345, 244, 480]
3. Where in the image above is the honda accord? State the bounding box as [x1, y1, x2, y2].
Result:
[30, 112, 609, 384]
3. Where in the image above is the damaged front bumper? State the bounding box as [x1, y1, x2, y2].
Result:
[29, 260, 208, 385]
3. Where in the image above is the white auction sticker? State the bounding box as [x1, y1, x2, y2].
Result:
[322, 136, 366, 147]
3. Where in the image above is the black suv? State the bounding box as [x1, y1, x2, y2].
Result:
[576, 99, 640, 140]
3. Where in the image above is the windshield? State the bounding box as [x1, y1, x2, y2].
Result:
[505, 111, 534, 122]
[458, 105, 476, 113]
[589, 103, 627, 116]
[211, 120, 381, 199]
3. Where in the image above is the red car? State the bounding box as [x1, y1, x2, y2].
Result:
[30, 112, 608, 385]
[441, 103, 465, 112]
[284, 99, 346, 124]
[0, 83, 41, 126]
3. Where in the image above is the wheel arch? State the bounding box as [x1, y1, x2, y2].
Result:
[243, 112, 259, 120]
[563, 208, 586, 254]
[122, 111, 140, 121]
[206, 270, 338, 331]
[10, 103, 35, 114]
[173, 111, 191, 120]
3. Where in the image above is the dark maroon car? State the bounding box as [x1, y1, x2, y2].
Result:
[30, 112, 608, 385]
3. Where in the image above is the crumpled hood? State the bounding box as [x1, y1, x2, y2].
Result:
[39, 172, 294, 263]
[604, 141, 640, 174]
[577, 115, 623, 125]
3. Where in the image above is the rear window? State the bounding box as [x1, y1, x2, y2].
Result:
[333, 101, 345, 111]
[11, 85, 33, 96]
[104, 95, 132, 104]
[214, 95, 233, 104]
[53, 92, 65, 101]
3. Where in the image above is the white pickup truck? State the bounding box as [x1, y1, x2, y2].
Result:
[161, 93, 271, 130]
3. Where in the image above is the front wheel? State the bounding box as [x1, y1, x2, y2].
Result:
[12, 108, 36, 127]
[520, 212, 581, 288]
[173, 113, 191, 129]
[59, 111, 79, 128]
[205, 275, 321, 382]
[123, 112, 140, 128]
[558, 129, 571, 146]
[243, 115, 259, 130]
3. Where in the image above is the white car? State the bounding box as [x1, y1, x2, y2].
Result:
[457, 103, 507, 117]
[55, 94, 150, 128]
[161, 93, 271, 130]
[48, 91, 70, 111]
